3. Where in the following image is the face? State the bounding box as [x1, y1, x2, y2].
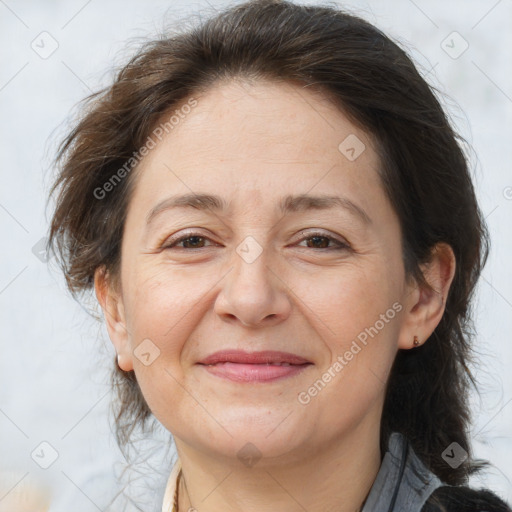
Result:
[101, 79, 425, 463]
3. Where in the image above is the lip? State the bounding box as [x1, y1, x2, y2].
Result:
[198, 350, 311, 365]
[197, 350, 313, 383]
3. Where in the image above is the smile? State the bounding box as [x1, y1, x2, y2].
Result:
[198, 361, 313, 382]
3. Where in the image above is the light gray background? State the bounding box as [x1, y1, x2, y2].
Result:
[1, 0, 511, 510]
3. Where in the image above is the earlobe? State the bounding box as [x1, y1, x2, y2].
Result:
[94, 267, 133, 372]
[397, 243, 456, 350]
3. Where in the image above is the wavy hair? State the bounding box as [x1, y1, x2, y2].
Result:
[48, 0, 492, 488]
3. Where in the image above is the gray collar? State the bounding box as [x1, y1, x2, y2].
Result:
[361, 432, 444, 512]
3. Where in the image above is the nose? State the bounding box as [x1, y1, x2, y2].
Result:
[214, 237, 292, 328]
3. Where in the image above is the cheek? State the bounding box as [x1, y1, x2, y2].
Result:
[292, 263, 400, 411]
[293, 261, 399, 346]
[120, 265, 212, 432]
[335, 273, 401, 374]
[122, 263, 209, 357]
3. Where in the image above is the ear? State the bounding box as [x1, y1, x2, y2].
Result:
[397, 242, 456, 350]
[94, 266, 133, 371]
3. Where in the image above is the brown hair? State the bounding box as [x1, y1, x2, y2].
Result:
[48, 0, 492, 488]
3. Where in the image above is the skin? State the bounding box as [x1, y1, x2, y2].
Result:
[95, 78, 456, 512]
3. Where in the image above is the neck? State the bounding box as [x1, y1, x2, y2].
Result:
[174, 421, 382, 512]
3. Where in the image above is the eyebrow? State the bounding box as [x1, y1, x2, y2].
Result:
[146, 192, 372, 225]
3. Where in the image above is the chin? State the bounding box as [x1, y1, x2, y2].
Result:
[206, 413, 310, 461]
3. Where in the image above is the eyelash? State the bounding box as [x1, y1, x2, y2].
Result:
[162, 231, 349, 251]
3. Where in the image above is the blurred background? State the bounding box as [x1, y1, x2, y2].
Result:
[1, 0, 511, 510]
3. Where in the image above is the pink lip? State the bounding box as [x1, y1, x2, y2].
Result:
[198, 350, 311, 365]
[197, 350, 313, 383]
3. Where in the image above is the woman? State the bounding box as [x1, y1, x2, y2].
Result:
[47, 0, 512, 510]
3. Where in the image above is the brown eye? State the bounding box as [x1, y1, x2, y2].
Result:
[179, 236, 207, 248]
[297, 232, 349, 251]
[305, 235, 330, 249]
[164, 233, 215, 250]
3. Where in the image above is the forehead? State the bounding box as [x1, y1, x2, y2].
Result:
[131, 78, 385, 217]
[161, 78, 371, 161]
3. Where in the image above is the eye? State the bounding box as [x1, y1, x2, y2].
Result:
[296, 231, 349, 251]
[163, 232, 216, 250]
[162, 230, 350, 251]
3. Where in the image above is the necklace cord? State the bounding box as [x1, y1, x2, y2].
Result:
[173, 443, 403, 512]
[173, 469, 181, 512]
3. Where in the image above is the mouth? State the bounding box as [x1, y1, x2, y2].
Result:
[197, 350, 313, 382]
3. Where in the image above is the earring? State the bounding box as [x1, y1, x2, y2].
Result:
[413, 335, 420, 347]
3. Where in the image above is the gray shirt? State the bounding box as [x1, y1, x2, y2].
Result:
[362, 432, 445, 512]
[161, 431, 446, 512]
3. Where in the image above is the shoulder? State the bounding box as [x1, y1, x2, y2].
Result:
[421, 485, 512, 512]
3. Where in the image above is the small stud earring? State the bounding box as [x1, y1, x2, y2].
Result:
[413, 335, 420, 347]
